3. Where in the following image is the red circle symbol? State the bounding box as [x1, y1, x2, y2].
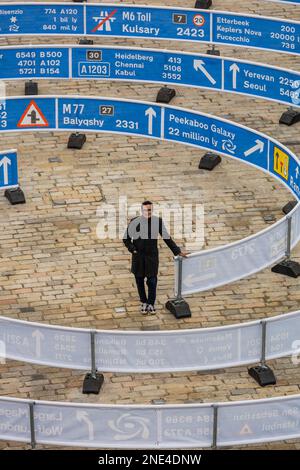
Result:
[193, 14, 205, 27]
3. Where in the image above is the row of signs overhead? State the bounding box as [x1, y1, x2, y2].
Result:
[0, 3, 299, 55]
[0, 46, 299, 109]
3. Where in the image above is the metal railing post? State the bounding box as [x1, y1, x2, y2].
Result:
[260, 320, 267, 367]
[29, 402, 36, 450]
[212, 404, 218, 449]
[90, 331, 97, 378]
[176, 256, 183, 300]
[285, 215, 292, 260]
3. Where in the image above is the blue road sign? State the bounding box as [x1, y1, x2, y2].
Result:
[266, 0, 300, 3]
[0, 4, 299, 55]
[2, 98, 56, 131]
[0, 47, 69, 79]
[269, 142, 300, 199]
[71, 47, 223, 90]
[163, 108, 269, 171]
[0, 3, 84, 35]
[58, 98, 162, 139]
[212, 13, 300, 54]
[85, 5, 211, 42]
[1, 96, 299, 200]
[223, 59, 300, 105]
[0, 46, 299, 108]
[0, 150, 18, 190]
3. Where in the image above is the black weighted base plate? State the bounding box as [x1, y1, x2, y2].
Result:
[68, 133, 87, 149]
[156, 87, 176, 104]
[271, 260, 300, 278]
[82, 373, 104, 394]
[248, 366, 276, 387]
[282, 200, 297, 215]
[25, 81, 38, 96]
[199, 153, 222, 171]
[4, 187, 26, 205]
[206, 48, 220, 56]
[79, 38, 94, 45]
[165, 299, 191, 319]
[279, 109, 300, 126]
[195, 0, 212, 8]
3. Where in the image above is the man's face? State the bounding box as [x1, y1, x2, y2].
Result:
[142, 204, 153, 219]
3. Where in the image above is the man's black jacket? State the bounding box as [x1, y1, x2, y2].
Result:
[123, 216, 181, 277]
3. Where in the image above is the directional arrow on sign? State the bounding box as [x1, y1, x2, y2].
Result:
[76, 411, 94, 441]
[183, 272, 216, 287]
[296, 167, 299, 179]
[32, 330, 45, 358]
[244, 140, 265, 158]
[0, 156, 11, 185]
[193, 60, 216, 85]
[145, 107, 157, 135]
[229, 63, 240, 89]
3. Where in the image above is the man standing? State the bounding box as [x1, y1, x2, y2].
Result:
[123, 201, 188, 315]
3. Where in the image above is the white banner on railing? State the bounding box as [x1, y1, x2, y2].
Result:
[0, 311, 300, 373]
[218, 396, 300, 446]
[94, 322, 261, 373]
[0, 317, 91, 370]
[266, 311, 300, 360]
[0, 399, 30, 444]
[178, 215, 290, 296]
[1, 395, 300, 448]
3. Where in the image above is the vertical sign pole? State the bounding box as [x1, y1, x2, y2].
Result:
[248, 320, 276, 386]
[176, 256, 183, 300]
[29, 402, 36, 450]
[90, 331, 97, 379]
[286, 215, 292, 260]
[260, 320, 267, 367]
[212, 404, 218, 449]
[82, 330, 104, 394]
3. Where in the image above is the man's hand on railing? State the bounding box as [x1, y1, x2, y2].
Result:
[179, 250, 190, 258]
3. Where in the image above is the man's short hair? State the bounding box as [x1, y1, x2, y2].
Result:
[142, 200, 153, 207]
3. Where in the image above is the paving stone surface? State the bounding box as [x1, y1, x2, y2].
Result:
[0, 0, 300, 450]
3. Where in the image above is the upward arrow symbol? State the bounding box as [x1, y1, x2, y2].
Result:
[229, 63, 240, 89]
[145, 107, 157, 135]
[0, 156, 11, 185]
[32, 330, 45, 358]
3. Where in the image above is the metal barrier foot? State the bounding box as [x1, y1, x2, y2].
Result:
[271, 259, 300, 278]
[282, 200, 297, 215]
[279, 108, 300, 126]
[165, 299, 191, 319]
[82, 372, 104, 395]
[248, 365, 276, 387]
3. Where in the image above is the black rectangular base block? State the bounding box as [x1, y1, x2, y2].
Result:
[248, 366, 276, 387]
[67, 133, 87, 149]
[4, 187, 26, 205]
[195, 0, 212, 8]
[82, 373, 104, 394]
[199, 153, 221, 171]
[156, 87, 176, 104]
[271, 260, 300, 278]
[279, 110, 300, 126]
[206, 48, 220, 56]
[25, 82, 38, 96]
[165, 299, 191, 319]
[79, 39, 94, 45]
[282, 200, 297, 215]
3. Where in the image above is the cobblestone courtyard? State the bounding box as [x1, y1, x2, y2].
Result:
[0, 0, 300, 449]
